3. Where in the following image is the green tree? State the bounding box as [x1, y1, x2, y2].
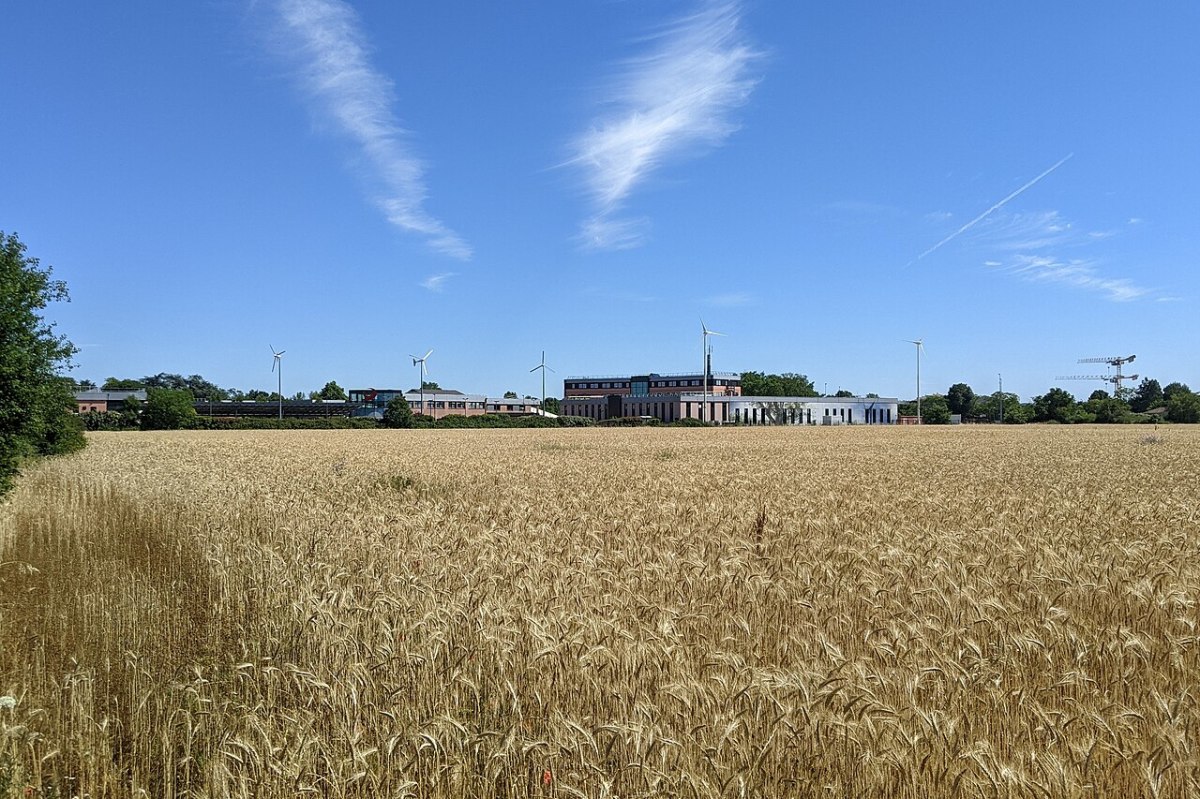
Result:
[1, 232, 87, 495]
[1162, 382, 1191, 404]
[102, 377, 146, 390]
[977, 392, 1029, 424]
[1086, 395, 1130, 424]
[421, 381, 441, 391]
[834, 389, 854, 398]
[739, 371, 817, 397]
[140, 388, 198, 430]
[382, 395, 413, 428]
[139, 373, 228, 400]
[121, 394, 143, 428]
[1166, 390, 1200, 423]
[1130, 378, 1163, 413]
[503, 391, 518, 399]
[543, 397, 561, 414]
[313, 380, 347, 401]
[946, 383, 976, 417]
[1032, 387, 1076, 423]
[920, 394, 952, 424]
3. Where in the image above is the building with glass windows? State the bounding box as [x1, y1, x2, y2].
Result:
[348, 388, 487, 420]
[563, 372, 741, 399]
[560, 391, 897, 425]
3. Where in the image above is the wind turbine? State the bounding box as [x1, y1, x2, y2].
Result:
[904, 339, 924, 423]
[410, 349, 433, 417]
[270, 345, 286, 420]
[529, 350, 555, 416]
[701, 319, 726, 423]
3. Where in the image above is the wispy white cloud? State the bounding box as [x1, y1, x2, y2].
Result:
[978, 209, 1073, 251]
[991, 255, 1149, 302]
[567, 1, 760, 250]
[274, 0, 470, 260]
[704, 291, 752, 307]
[419, 272, 456, 292]
[924, 210, 953, 224]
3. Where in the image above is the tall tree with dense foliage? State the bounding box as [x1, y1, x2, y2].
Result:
[1166, 389, 1200, 423]
[140, 388, 198, 430]
[313, 381, 348, 401]
[739, 371, 817, 397]
[1032, 387, 1077, 423]
[382, 395, 413, 428]
[920, 394, 952, 425]
[946, 383, 976, 417]
[0, 232, 86, 495]
[1131, 378, 1164, 413]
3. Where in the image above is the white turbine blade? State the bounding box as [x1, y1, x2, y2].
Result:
[423, 349, 433, 360]
[530, 365, 541, 373]
[547, 365, 556, 373]
[271, 360, 277, 372]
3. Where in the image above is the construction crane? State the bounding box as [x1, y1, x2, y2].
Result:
[1057, 354, 1139, 396]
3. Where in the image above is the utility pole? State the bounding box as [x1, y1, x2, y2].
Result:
[998, 373, 1003, 425]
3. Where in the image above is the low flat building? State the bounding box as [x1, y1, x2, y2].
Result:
[561, 393, 897, 425]
[486, 397, 542, 415]
[74, 389, 146, 413]
[348, 388, 487, 420]
[194, 400, 354, 419]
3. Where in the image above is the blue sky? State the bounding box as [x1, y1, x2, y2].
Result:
[4, 1, 1197, 401]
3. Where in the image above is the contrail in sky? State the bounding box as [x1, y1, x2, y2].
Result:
[911, 153, 1074, 265]
[275, 0, 471, 260]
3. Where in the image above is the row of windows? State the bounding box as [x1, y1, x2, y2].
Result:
[566, 378, 738, 391]
[563, 401, 724, 422]
[410, 401, 486, 410]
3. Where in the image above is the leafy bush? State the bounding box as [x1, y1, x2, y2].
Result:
[1, 232, 86, 495]
[598, 416, 662, 427]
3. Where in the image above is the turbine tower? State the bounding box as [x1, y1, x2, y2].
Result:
[905, 339, 924, 423]
[529, 351, 555, 416]
[410, 349, 433, 418]
[270, 345, 286, 420]
[701, 319, 725, 424]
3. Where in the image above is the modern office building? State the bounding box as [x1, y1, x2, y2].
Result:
[560, 392, 897, 425]
[563, 372, 741, 399]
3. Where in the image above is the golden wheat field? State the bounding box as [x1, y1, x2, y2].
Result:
[1, 425, 1199, 798]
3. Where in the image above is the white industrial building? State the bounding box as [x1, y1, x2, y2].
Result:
[561, 393, 897, 425]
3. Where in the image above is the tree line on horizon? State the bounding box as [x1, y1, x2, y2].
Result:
[898, 379, 1199, 425]
[75, 369, 1200, 429]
